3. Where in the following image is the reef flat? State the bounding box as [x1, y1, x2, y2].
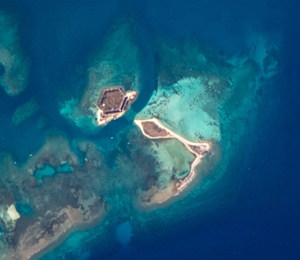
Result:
[0, 134, 108, 260]
[0, 10, 30, 96]
[129, 34, 279, 234]
[60, 18, 141, 132]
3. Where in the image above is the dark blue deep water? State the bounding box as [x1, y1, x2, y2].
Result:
[0, 0, 299, 259]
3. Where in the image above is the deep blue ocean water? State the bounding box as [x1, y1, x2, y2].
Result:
[0, 0, 299, 259]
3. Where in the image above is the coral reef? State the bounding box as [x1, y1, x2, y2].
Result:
[60, 18, 141, 131]
[0, 134, 107, 260]
[0, 14, 279, 260]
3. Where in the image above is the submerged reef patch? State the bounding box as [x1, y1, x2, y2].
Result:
[0, 10, 30, 96]
[12, 96, 39, 125]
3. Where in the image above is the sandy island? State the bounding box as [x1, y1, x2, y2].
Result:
[134, 118, 210, 205]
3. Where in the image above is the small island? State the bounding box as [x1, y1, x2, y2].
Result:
[134, 118, 210, 205]
[96, 86, 137, 126]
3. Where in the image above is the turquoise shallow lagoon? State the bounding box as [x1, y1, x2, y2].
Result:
[0, 0, 299, 260]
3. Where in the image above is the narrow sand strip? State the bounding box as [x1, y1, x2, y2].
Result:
[134, 118, 210, 197]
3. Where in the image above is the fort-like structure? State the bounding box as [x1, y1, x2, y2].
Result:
[96, 86, 137, 125]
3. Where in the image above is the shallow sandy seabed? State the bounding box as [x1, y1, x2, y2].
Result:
[0, 10, 30, 96]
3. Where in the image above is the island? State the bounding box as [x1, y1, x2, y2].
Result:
[134, 118, 209, 205]
[96, 86, 137, 126]
[60, 18, 141, 132]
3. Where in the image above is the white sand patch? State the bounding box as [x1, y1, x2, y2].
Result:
[7, 204, 20, 221]
[0, 203, 20, 231]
